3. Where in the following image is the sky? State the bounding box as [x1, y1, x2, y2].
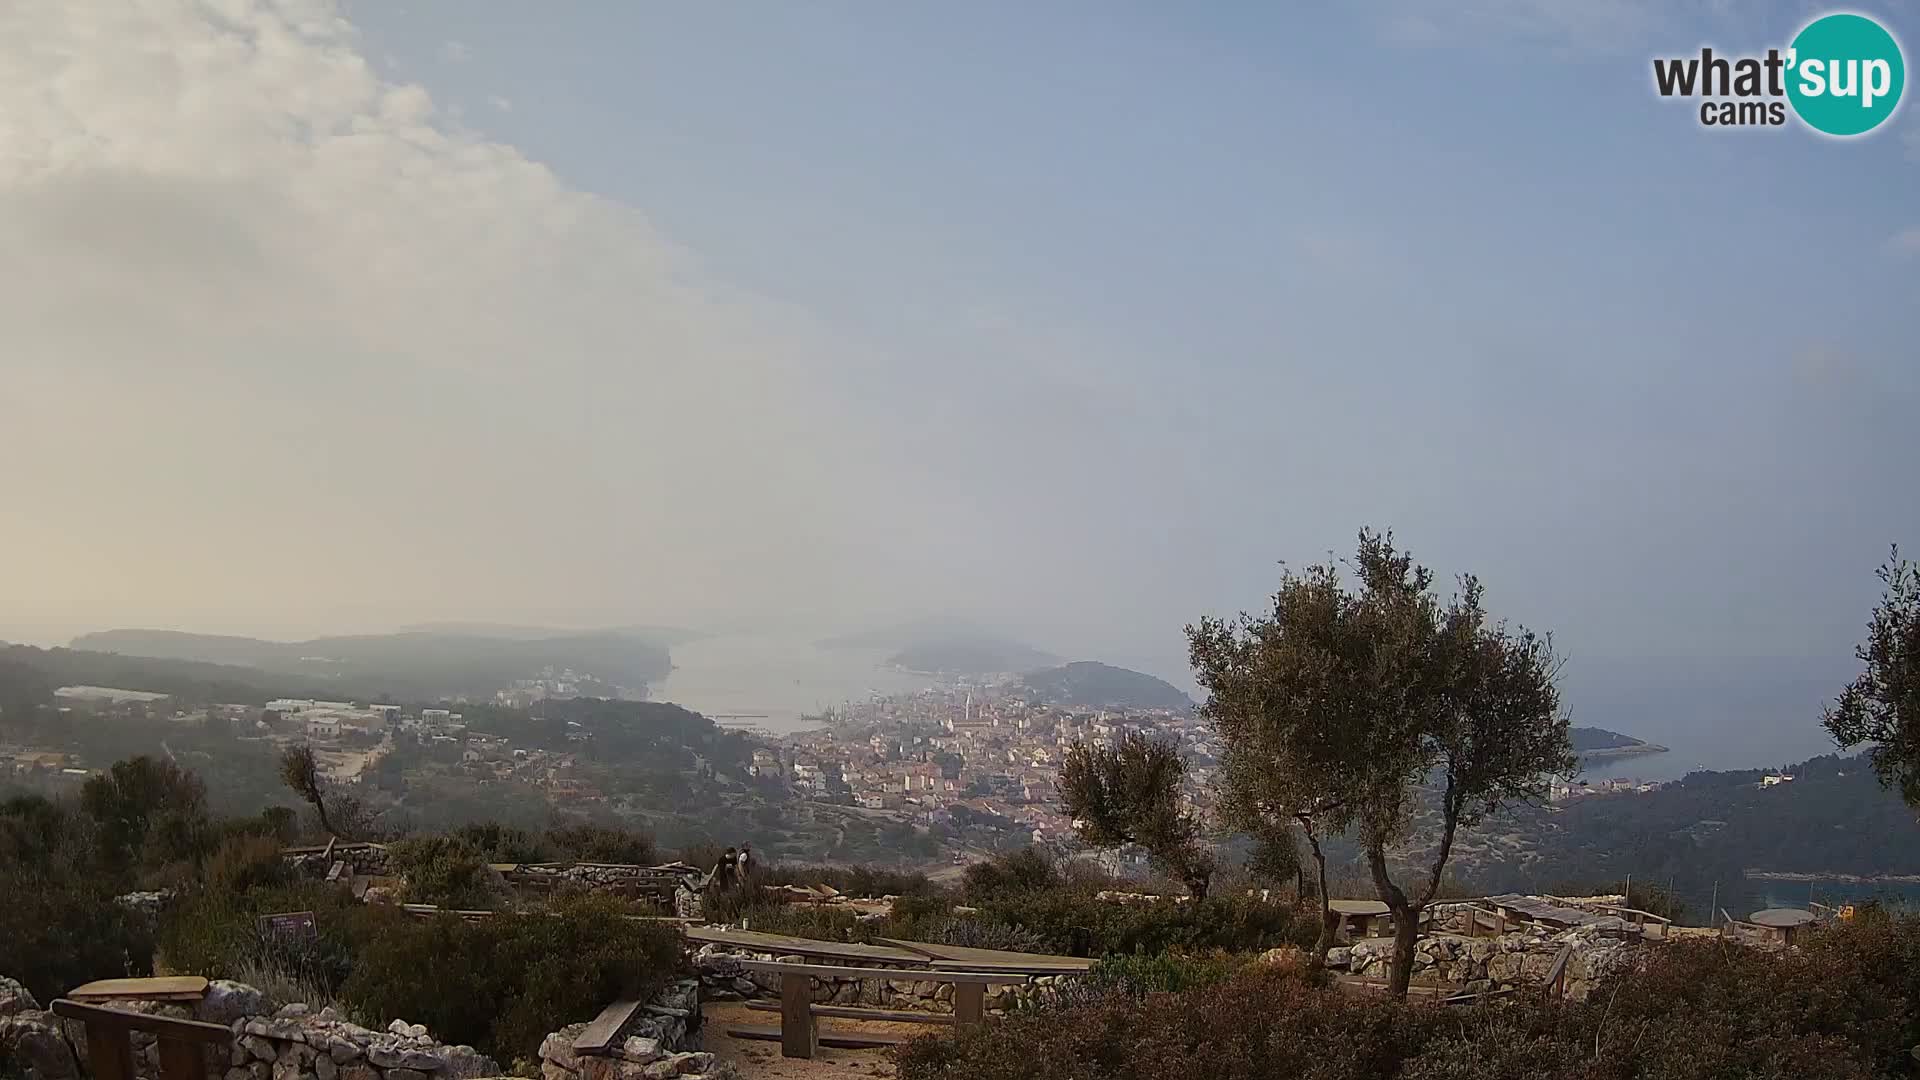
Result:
[2, 0, 1917, 693]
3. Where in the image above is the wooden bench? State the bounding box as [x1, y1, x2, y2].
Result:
[51, 1000, 232, 1080]
[723, 960, 1031, 1059]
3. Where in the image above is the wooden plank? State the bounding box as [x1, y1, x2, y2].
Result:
[726, 1025, 908, 1050]
[571, 999, 643, 1055]
[746, 1002, 956, 1025]
[686, 926, 926, 965]
[953, 982, 985, 1028]
[50, 1001, 233, 1044]
[731, 960, 1030, 984]
[780, 973, 817, 1060]
[157, 1036, 207, 1080]
[84, 1019, 136, 1080]
[874, 938, 1095, 973]
[68, 977, 209, 1001]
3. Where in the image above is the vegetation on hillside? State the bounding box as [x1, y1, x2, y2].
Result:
[1017, 661, 1191, 710]
[900, 912, 1920, 1080]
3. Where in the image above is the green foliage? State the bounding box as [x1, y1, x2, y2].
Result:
[386, 834, 499, 909]
[1189, 528, 1575, 996]
[0, 794, 155, 1002]
[901, 919, 1920, 1080]
[545, 822, 657, 865]
[962, 847, 1061, 901]
[1080, 950, 1242, 998]
[1059, 733, 1214, 899]
[202, 833, 295, 897]
[80, 755, 211, 877]
[340, 895, 684, 1060]
[1825, 546, 1920, 806]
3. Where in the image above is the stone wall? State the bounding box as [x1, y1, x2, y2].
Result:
[1330, 917, 1636, 1002]
[1, 975, 728, 1080]
[535, 980, 731, 1080]
[692, 945, 1074, 1015]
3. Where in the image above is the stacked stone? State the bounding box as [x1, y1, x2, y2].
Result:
[1, 976, 79, 1080]
[1333, 923, 1635, 1002]
[690, 945, 1070, 1014]
[225, 1007, 499, 1080]
[536, 981, 728, 1080]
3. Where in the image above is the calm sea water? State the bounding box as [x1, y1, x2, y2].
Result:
[650, 632, 934, 732]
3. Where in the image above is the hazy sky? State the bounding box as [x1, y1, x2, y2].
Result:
[3, 0, 1916, 684]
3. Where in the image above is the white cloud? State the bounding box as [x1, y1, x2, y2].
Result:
[0, 0, 923, 633]
[487, 94, 512, 113]
[440, 39, 470, 63]
[1889, 226, 1920, 257]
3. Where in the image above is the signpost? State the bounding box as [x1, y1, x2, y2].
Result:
[257, 911, 318, 943]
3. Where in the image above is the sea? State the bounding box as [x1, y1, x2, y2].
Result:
[649, 632, 936, 733]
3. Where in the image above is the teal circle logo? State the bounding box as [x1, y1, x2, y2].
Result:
[1787, 13, 1905, 136]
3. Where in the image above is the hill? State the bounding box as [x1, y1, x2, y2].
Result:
[1, 642, 332, 706]
[68, 628, 672, 702]
[1018, 661, 1191, 710]
[821, 617, 1058, 675]
[1569, 726, 1666, 754]
[1429, 752, 1920, 916]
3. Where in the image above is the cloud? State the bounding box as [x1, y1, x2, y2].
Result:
[1890, 226, 1920, 257]
[487, 94, 512, 113]
[440, 39, 470, 63]
[0, 0, 925, 633]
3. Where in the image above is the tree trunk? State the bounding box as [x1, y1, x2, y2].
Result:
[1302, 826, 1336, 971]
[1386, 901, 1420, 998]
[311, 793, 336, 839]
[1366, 844, 1418, 1000]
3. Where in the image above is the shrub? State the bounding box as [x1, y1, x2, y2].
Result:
[546, 822, 657, 865]
[974, 887, 1310, 956]
[340, 894, 684, 1060]
[0, 795, 156, 1001]
[156, 883, 391, 1004]
[386, 834, 500, 909]
[203, 833, 294, 896]
[899, 918, 1920, 1080]
[962, 848, 1059, 902]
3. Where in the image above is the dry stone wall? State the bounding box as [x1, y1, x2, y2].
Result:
[535, 980, 731, 1080]
[692, 944, 1073, 1014]
[1330, 906, 1637, 1002]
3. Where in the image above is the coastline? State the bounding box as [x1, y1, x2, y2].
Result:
[1576, 742, 1671, 759]
[1745, 871, 1920, 884]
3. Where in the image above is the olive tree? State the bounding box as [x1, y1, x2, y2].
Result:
[279, 744, 338, 838]
[1059, 732, 1215, 899]
[1824, 546, 1920, 806]
[1188, 529, 1573, 997]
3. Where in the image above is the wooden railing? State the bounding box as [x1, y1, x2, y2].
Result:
[725, 960, 1031, 1059]
[50, 1000, 232, 1080]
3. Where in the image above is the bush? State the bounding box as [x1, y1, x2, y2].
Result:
[0, 795, 156, 1001]
[974, 887, 1310, 956]
[340, 894, 684, 1060]
[203, 833, 294, 896]
[899, 917, 1920, 1080]
[386, 834, 500, 909]
[546, 822, 657, 865]
[156, 883, 391, 1005]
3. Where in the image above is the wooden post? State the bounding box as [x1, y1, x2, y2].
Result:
[51, 1000, 229, 1080]
[779, 973, 817, 1059]
[157, 1037, 206, 1080]
[953, 980, 986, 1028]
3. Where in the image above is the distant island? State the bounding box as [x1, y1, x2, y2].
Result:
[1017, 661, 1192, 711]
[1569, 725, 1668, 757]
[66, 628, 671, 702]
[820, 617, 1059, 676]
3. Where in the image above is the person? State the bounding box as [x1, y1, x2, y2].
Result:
[716, 846, 739, 891]
[738, 842, 754, 877]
